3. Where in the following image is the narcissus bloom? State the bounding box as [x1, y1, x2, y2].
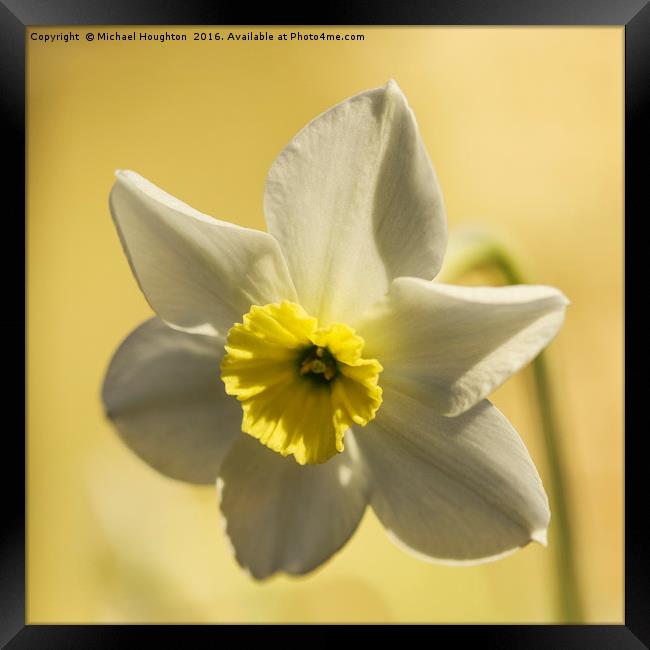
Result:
[103, 81, 568, 579]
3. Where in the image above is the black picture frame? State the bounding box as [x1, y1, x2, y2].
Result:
[6, 0, 646, 647]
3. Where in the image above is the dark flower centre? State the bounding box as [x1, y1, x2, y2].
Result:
[299, 346, 338, 382]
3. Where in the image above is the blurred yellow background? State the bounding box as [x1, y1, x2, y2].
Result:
[27, 27, 623, 623]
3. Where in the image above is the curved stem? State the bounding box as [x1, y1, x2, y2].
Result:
[442, 231, 583, 622]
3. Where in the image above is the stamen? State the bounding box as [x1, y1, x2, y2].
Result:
[299, 346, 338, 381]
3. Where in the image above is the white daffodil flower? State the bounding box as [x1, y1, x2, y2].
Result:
[103, 81, 568, 580]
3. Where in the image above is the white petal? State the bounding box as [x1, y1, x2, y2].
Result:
[110, 170, 297, 337]
[355, 387, 550, 562]
[217, 434, 368, 579]
[358, 278, 569, 416]
[102, 318, 241, 484]
[264, 80, 447, 325]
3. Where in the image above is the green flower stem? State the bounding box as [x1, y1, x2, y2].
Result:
[442, 232, 583, 623]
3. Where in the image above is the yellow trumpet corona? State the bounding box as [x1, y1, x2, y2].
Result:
[221, 301, 382, 465]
